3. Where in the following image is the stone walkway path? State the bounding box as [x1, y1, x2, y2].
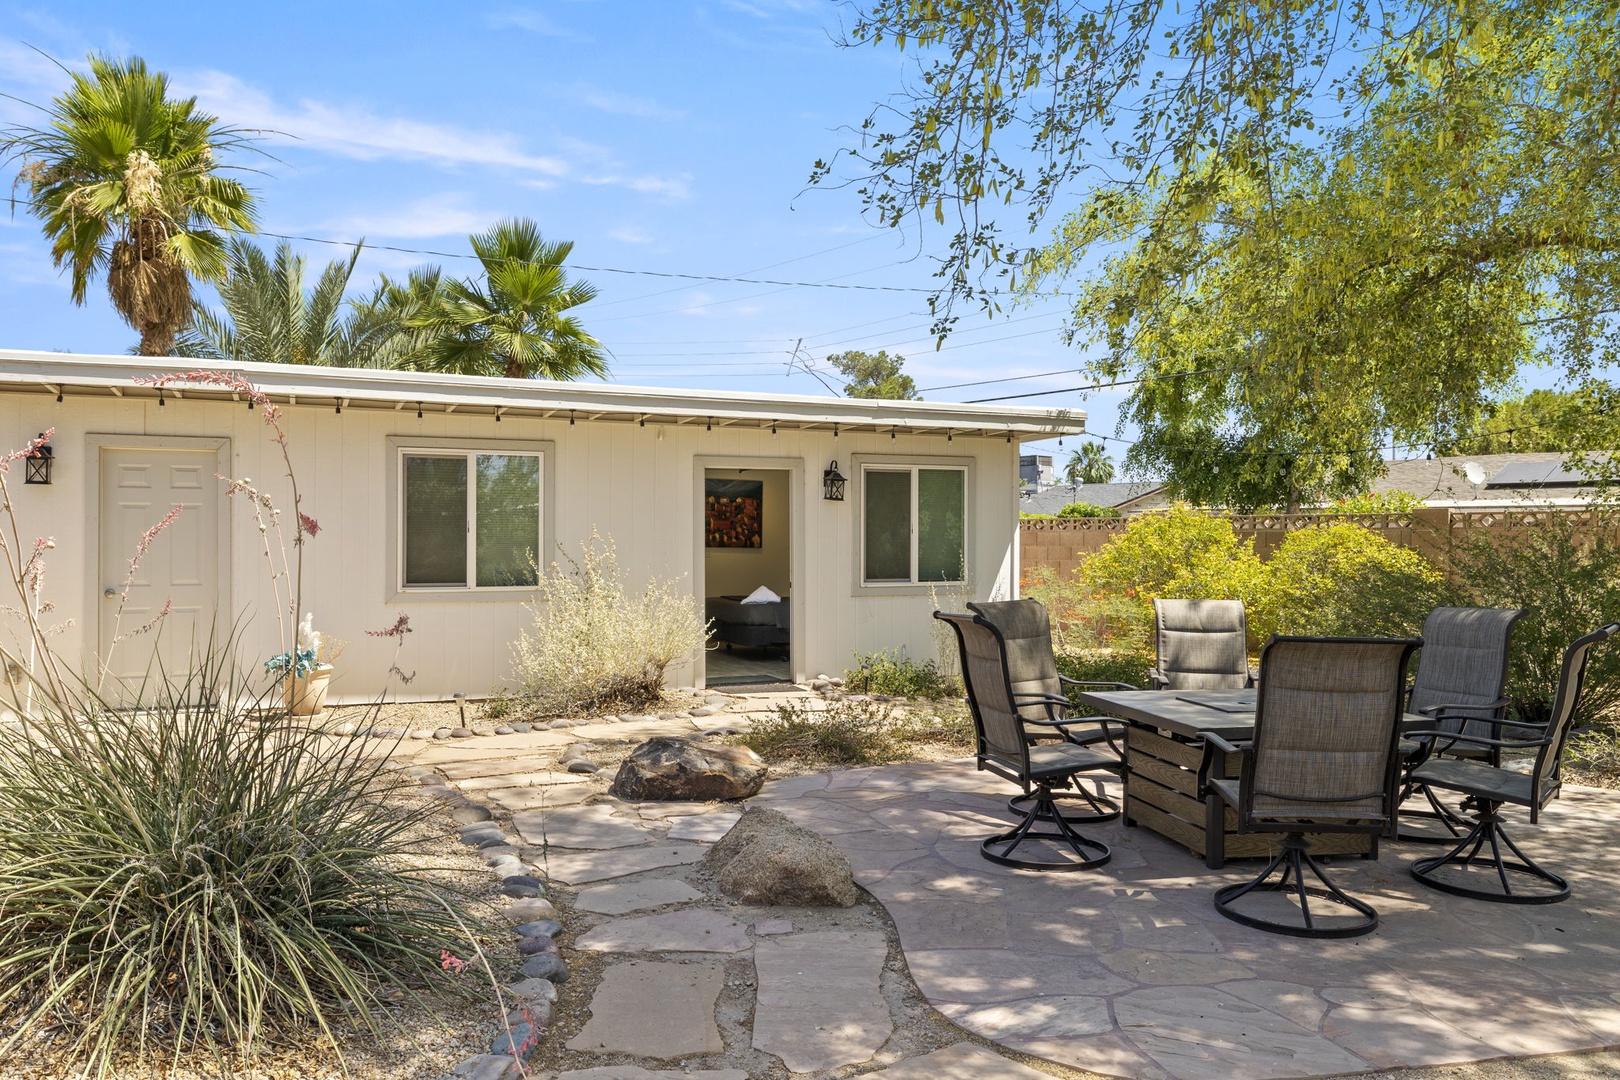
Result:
[390, 693, 1620, 1080]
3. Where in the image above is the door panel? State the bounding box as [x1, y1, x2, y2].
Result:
[99, 447, 222, 689]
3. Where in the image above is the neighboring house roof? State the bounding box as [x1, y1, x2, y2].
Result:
[1019, 481, 1165, 515]
[0, 350, 1088, 440]
[1371, 452, 1609, 508]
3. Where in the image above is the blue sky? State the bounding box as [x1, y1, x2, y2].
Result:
[0, 2, 1566, 478]
[0, 1, 1109, 469]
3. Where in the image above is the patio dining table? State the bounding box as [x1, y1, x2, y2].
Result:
[1071, 688, 1424, 869]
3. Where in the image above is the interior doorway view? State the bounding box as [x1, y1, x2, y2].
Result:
[702, 467, 791, 688]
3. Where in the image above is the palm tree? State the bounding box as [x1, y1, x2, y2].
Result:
[1064, 443, 1115, 485]
[174, 238, 396, 367]
[396, 217, 607, 380]
[1, 54, 257, 355]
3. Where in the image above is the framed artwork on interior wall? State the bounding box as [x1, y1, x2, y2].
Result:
[705, 478, 764, 548]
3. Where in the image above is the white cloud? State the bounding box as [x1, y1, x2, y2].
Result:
[581, 172, 693, 201]
[176, 71, 571, 176]
[309, 193, 490, 241]
[562, 82, 685, 121]
[485, 7, 584, 38]
[608, 226, 653, 245]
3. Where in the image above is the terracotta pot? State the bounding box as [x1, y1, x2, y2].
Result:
[286, 663, 334, 716]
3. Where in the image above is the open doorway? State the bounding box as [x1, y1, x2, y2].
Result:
[702, 467, 791, 687]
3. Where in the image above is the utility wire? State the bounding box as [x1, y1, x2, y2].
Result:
[260, 230, 940, 294]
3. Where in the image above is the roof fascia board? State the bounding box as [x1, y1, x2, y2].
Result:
[0, 350, 1086, 437]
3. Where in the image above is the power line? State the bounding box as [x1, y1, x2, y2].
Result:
[259, 230, 938, 294]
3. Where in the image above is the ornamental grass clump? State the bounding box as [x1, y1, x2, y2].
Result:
[512, 531, 709, 716]
[0, 656, 481, 1076]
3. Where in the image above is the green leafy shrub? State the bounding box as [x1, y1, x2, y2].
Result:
[1055, 648, 1155, 716]
[1320, 490, 1426, 514]
[1449, 517, 1620, 726]
[1253, 523, 1444, 641]
[736, 699, 897, 765]
[1078, 505, 1267, 649]
[1057, 501, 1122, 518]
[0, 661, 479, 1074]
[844, 649, 958, 699]
[512, 531, 709, 716]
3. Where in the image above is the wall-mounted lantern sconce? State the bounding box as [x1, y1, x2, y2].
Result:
[822, 460, 847, 501]
[24, 436, 53, 485]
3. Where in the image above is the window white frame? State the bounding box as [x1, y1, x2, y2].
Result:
[387, 437, 553, 599]
[857, 461, 969, 588]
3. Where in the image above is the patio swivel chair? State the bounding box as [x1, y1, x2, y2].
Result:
[1396, 607, 1525, 843]
[1201, 636, 1420, 937]
[1408, 622, 1618, 904]
[935, 610, 1119, 871]
[1151, 599, 1256, 690]
[967, 599, 1127, 823]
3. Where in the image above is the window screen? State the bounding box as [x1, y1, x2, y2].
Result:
[476, 454, 540, 587]
[404, 455, 468, 586]
[917, 468, 965, 581]
[863, 470, 912, 581]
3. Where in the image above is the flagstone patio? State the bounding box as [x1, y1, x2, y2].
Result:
[397, 696, 1620, 1079]
[753, 763, 1620, 1080]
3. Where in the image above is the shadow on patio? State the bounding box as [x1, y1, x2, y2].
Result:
[754, 762, 1620, 1080]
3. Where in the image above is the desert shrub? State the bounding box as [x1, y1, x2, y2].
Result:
[736, 699, 897, 766]
[512, 531, 708, 716]
[1253, 523, 1445, 641]
[1449, 517, 1620, 726]
[890, 703, 976, 750]
[1078, 505, 1267, 649]
[1055, 648, 1156, 716]
[0, 661, 479, 1074]
[1320, 491, 1426, 514]
[844, 649, 958, 699]
[1568, 728, 1620, 787]
[1057, 501, 1121, 518]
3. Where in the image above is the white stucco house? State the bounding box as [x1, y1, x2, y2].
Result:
[0, 350, 1084, 702]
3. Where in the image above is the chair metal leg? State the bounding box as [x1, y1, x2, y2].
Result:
[1410, 798, 1569, 904]
[1213, 834, 1379, 938]
[1007, 773, 1121, 824]
[982, 781, 1111, 872]
[1396, 781, 1476, 844]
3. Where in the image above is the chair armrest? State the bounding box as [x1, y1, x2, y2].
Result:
[1417, 697, 1509, 718]
[1012, 691, 1072, 706]
[1197, 733, 1251, 799]
[1058, 677, 1142, 691]
[1404, 727, 1552, 750]
[1148, 668, 1168, 690]
[1247, 666, 1259, 689]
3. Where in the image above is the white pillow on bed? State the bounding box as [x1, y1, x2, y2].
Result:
[741, 585, 781, 604]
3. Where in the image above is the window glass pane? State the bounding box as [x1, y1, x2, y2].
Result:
[917, 469, 965, 582]
[476, 454, 541, 587]
[404, 456, 467, 586]
[864, 470, 912, 581]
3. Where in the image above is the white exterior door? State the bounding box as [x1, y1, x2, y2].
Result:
[98, 446, 223, 688]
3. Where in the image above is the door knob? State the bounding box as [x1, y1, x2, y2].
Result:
[104, 587, 117, 598]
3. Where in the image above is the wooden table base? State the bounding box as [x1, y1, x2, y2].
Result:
[1126, 726, 1374, 869]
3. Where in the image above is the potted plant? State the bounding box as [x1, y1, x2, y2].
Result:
[266, 613, 343, 716]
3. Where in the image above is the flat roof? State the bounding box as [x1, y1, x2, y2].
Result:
[0, 350, 1086, 440]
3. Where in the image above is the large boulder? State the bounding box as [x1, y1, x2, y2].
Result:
[608, 737, 768, 801]
[702, 807, 859, 907]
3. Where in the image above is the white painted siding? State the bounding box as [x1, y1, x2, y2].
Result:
[0, 391, 1020, 702]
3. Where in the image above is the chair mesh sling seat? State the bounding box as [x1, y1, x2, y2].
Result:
[967, 599, 1126, 824]
[1408, 622, 1618, 905]
[935, 610, 1121, 871]
[1152, 599, 1256, 690]
[1201, 636, 1420, 938]
[1396, 607, 1525, 843]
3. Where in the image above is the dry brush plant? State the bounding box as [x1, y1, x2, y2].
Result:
[0, 375, 497, 1077]
[511, 530, 708, 716]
